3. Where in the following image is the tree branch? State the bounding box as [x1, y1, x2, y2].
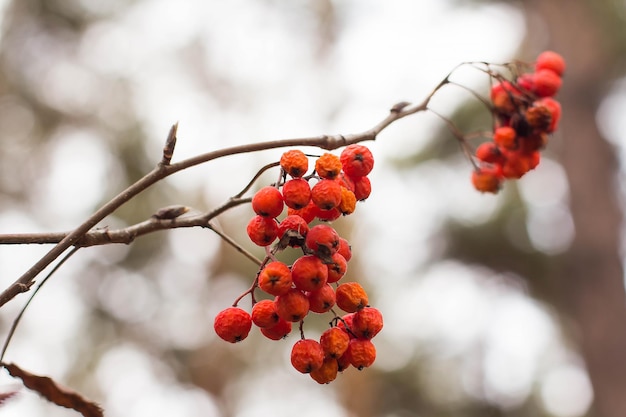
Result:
[0, 76, 445, 308]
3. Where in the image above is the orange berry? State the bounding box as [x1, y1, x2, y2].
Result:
[311, 179, 342, 210]
[475, 142, 505, 165]
[320, 327, 350, 359]
[277, 214, 309, 247]
[260, 317, 292, 340]
[282, 178, 311, 209]
[291, 339, 324, 373]
[275, 289, 310, 322]
[307, 283, 336, 313]
[252, 186, 284, 218]
[305, 224, 340, 257]
[251, 299, 280, 328]
[352, 176, 371, 201]
[291, 255, 328, 292]
[340, 144, 374, 178]
[338, 187, 357, 215]
[532, 69, 562, 97]
[352, 307, 383, 339]
[493, 126, 517, 150]
[337, 351, 352, 372]
[246, 215, 279, 246]
[280, 149, 309, 178]
[345, 339, 376, 370]
[535, 50, 566, 76]
[258, 261, 293, 296]
[471, 166, 502, 193]
[335, 282, 369, 313]
[315, 153, 342, 180]
[213, 307, 252, 343]
[310, 357, 339, 384]
[326, 253, 348, 283]
[337, 237, 352, 262]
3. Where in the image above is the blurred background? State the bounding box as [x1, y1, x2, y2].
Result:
[0, 0, 625, 416]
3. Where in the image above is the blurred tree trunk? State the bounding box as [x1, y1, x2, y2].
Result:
[525, 1, 626, 416]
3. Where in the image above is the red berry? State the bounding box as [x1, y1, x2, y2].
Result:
[311, 179, 342, 210]
[252, 186, 284, 218]
[340, 144, 374, 178]
[275, 289, 310, 322]
[277, 214, 309, 247]
[246, 215, 279, 246]
[532, 69, 562, 97]
[287, 200, 318, 224]
[258, 261, 293, 296]
[352, 176, 371, 201]
[260, 318, 292, 340]
[475, 142, 505, 164]
[493, 126, 517, 150]
[282, 178, 311, 209]
[320, 327, 350, 359]
[345, 339, 377, 370]
[291, 255, 328, 292]
[471, 165, 503, 193]
[337, 237, 352, 262]
[535, 50, 566, 76]
[305, 224, 340, 257]
[351, 307, 383, 339]
[291, 339, 325, 373]
[326, 253, 348, 283]
[214, 307, 252, 343]
[251, 299, 280, 328]
[307, 283, 336, 313]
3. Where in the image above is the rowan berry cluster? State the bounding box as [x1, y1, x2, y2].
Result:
[472, 50, 565, 193]
[213, 144, 383, 383]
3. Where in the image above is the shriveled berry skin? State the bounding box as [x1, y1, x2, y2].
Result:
[306, 224, 340, 257]
[351, 307, 383, 339]
[352, 176, 371, 201]
[252, 186, 284, 218]
[326, 253, 348, 283]
[277, 214, 309, 247]
[310, 357, 339, 384]
[275, 289, 310, 322]
[258, 261, 293, 296]
[282, 178, 311, 209]
[320, 327, 350, 359]
[340, 144, 374, 178]
[311, 179, 342, 210]
[315, 153, 343, 179]
[307, 283, 336, 313]
[251, 299, 280, 328]
[280, 149, 309, 178]
[260, 318, 292, 340]
[214, 307, 252, 343]
[246, 215, 279, 246]
[345, 338, 376, 370]
[291, 255, 328, 292]
[335, 282, 369, 313]
[291, 339, 324, 373]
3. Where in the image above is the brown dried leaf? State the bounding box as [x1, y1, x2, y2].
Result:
[3, 363, 103, 417]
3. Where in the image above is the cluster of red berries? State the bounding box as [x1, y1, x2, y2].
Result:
[213, 144, 383, 383]
[472, 50, 565, 193]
